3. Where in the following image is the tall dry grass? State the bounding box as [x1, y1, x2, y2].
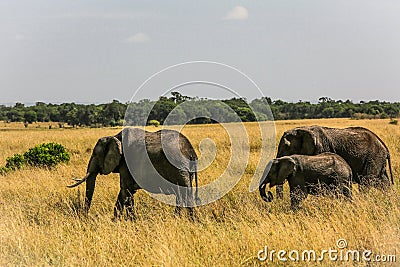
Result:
[0, 118, 399, 266]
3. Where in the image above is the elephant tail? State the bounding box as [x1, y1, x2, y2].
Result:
[388, 154, 394, 185]
[194, 169, 201, 205]
[368, 128, 394, 185]
[190, 156, 201, 205]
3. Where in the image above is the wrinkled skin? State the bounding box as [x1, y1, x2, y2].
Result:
[68, 128, 200, 219]
[259, 153, 353, 210]
[275, 126, 393, 199]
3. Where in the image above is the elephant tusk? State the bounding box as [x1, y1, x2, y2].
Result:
[67, 174, 89, 188]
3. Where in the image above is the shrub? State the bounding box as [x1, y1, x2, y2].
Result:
[23, 142, 70, 167]
[0, 154, 26, 175]
[5, 154, 26, 170]
[0, 167, 8, 175]
[389, 119, 398, 125]
[0, 143, 70, 175]
[148, 119, 160, 127]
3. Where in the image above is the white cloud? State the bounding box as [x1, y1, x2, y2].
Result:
[223, 6, 248, 20]
[124, 32, 150, 43]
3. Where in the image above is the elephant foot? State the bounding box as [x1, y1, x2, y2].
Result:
[187, 207, 199, 221]
[174, 206, 182, 216]
[195, 197, 202, 206]
[111, 216, 119, 222]
[125, 211, 136, 221]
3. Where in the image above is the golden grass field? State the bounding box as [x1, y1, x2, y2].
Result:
[0, 118, 399, 266]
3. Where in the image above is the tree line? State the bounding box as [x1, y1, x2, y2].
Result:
[0, 93, 399, 127]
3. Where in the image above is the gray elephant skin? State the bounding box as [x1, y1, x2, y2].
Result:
[68, 128, 200, 219]
[259, 153, 353, 210]
[275, 126, 393, 198]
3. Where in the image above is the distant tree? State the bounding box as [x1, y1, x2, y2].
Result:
[385, 105, 400, 118]
[24, 110, 37, 123]
[170, 92, 192, 104]
[322, 107, 335, 118]
[6, 110, 24, 122]
[223, 97, 256, 122]
[319, 97, 334, 103]
[14, 102, 25, 109]
[101, 100, 126, 126]
[150, 97, 176, 124]
[65, 105, 79, 127]
[34, 103, 50, 122]
[0, 105, 7, 121]
[49, 107, 61, 122]
[125, 99, 153, 126]
[0, 97, 399, 125]
[250, 98, 274, 120]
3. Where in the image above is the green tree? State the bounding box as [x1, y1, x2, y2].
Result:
[101, 100, 126, 126]
[6, 110, 24, 122]
[24, 110, 37, 123]
[150, 97, 177, 124]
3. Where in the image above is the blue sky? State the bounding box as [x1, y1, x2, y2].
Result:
[1, 0, 400, 104]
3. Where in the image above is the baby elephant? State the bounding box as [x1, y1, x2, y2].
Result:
[259, 152, 352, 210]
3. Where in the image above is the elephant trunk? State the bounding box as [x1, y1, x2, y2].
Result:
[67, 172, 98, 210]
[259, 175, 273, 202]
[67, 156, 99, 212]
[84, 172, 98, 211]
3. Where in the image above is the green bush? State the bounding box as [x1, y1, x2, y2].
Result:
[0, 142, 70, 175]
[5, 154, 26, 170]
[0, 167, 8, 175]
[23, 142, 70, 167]
[148, 119, 160, 127]
[0, 154, 26, 175]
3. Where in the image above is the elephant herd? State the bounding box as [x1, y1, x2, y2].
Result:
[260, 126, 393, 210]
[68, 125, 394, 218]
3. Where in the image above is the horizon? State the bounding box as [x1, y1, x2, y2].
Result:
[1, 95, 399, 108]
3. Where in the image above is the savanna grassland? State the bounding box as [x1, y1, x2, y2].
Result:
[0, 118, 399, 266]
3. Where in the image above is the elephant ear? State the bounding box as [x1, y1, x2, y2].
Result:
[103, 137, 122, 175]
[276, 132, 290, 157]
[297, 128, 317, 155]
[273, 157, 296, 185]
[304, 126, 335, 154]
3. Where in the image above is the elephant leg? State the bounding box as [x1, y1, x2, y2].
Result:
[174, 185, 196, 218]
[174, 187, 182, 216]
[358, 175, 371, 194]
[113, 188, 136, 221]
[377, 170, 391, 190]
[124, 189, 136, 220]
[363, 161, 391, 190]
[183, 186, 196, 218]
[113, 190, 124, 220]
[289, 186, 306, 211]
[174, 206, 182, 216]
[342, 184, 352, 199]
[276, 185, 284, 199]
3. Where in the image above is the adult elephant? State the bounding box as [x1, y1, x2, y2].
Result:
[274, 126, 393, 199]
[67, 128, 200, 219]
